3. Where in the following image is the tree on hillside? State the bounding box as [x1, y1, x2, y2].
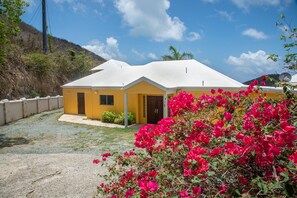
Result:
[0, 0, 28, 64]
[162, 45, 194, 61]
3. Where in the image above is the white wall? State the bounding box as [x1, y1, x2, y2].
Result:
[0, 96, 63, 126]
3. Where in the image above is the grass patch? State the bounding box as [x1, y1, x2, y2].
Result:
[65, 126, 137, 152]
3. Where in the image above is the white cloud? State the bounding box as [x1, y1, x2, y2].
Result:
[186, 32, 202, 41]
[82, 37, 125, 60]
[52, 0, 86, 12]
[231, 0, 280, 10]
[132, 50, 159, 61]
[226, 50, 280, 76]
[201, 0, 219, 3]
[147, 53, 158, 60]
[114, 0, 186, 41]
[216, 10, 233, 21]
[93, 0, 105, 6]
[201, 59, 212, 65]
[242, 28, 268, 40]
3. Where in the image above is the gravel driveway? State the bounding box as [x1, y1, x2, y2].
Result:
[0, 109, 136, 198]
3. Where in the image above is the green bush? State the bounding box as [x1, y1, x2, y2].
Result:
[101, 111, 117, 123]
[102, 111, 136, 125]
[114, 112, 136, 125]
[24, 53, 53, 78]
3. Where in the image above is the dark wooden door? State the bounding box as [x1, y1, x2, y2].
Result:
[147, 96, 163, 124]
[77, 93, 85, 114]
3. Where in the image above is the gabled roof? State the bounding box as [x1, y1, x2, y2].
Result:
[90, 59, 130, 71]
[63, 59, 244, 89]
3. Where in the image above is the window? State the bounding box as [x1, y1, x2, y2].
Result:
[100, 95, 114, 105]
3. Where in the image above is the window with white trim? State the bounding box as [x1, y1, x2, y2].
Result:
[100, 95, 114, 105]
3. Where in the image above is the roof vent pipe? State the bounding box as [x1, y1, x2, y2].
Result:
[202, 80, 204, 86]
[185, 67, 187, 74]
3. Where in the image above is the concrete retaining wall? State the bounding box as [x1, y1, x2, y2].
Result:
[0, 102, 5, 126]
[0, 96, 63, 126]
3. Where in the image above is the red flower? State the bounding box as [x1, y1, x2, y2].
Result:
[193, 186, 202, 195]
[102, 152, 111, 157]
[209, 147, 221, 157]
[147, 181, 159, 192]
[211, 89, 216, 94]
[289, 150, 297, 166]
[218, 184, 228, 194]
[180, 189, 188, 197]
[138, 178, 159, 192]
[105, 187, 110, 192]
[238, 177, 249, 185]
[148, 170, 158, 178]
[224, 112, 233, 121]
[124, 151, 135, 156]
[125, 188, 135, 198]
[93, 159, 100, 164]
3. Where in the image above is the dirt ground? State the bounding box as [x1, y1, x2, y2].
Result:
[0, 110, 136, 198]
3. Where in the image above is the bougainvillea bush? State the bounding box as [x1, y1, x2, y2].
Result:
[94, 81, 297, 197]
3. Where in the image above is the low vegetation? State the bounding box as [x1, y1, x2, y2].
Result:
[102, 111, 136, 126]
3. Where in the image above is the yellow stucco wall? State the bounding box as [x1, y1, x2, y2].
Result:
[63, 84, 286, 124]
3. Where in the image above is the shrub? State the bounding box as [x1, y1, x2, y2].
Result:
[95, 81, 297, 197]
[114, 112, 136, 125]
[102, 111, 117, 123]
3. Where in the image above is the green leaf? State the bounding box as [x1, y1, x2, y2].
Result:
[207, 171, 215, 176]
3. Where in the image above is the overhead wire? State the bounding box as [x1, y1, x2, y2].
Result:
[27, 0, 42, 25]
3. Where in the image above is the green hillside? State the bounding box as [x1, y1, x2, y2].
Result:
[0, 22, 105, 100]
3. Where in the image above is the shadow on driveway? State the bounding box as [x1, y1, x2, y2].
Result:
[0, 134, 30, 149]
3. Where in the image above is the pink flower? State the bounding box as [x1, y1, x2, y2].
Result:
[193, 186, 202, 195]
[180, 189, 188, 197]
[93, 159, 100, 164]
[147, 181, 158, 192]
[211, 89, 216, 94]
[125, 188, 135, 198]
[224, 112, 232, 121]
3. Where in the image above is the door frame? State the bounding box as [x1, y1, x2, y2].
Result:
[77, 92, 85, 115]
[147, 96, 163, 124]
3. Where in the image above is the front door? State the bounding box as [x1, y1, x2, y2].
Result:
[77, 93, 85, 114]
[147, 96, 163, 124]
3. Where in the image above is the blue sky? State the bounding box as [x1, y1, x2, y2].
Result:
[22, 0, 297, 82]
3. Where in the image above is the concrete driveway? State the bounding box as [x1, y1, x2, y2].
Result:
[0, 109, 136, 198]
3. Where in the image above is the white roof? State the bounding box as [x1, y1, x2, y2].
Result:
[63, 59, 244, 89]
[90, 59, 130, 71]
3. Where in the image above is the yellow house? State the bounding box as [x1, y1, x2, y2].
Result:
[62, 59, 285, 127]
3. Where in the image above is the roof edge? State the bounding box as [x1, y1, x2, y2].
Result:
[123, 76, 167, 91]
